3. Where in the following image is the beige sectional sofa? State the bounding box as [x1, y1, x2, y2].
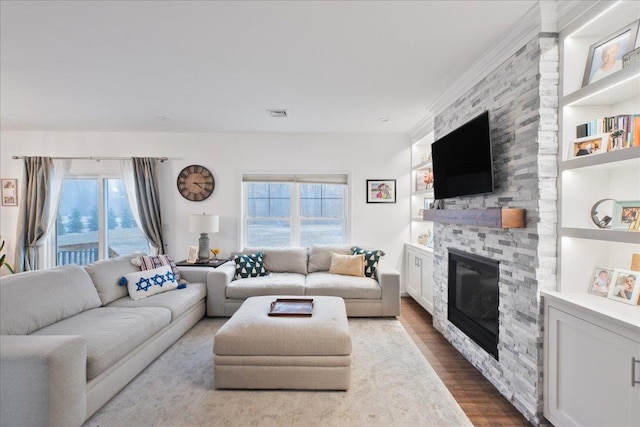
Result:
[207, 245, 400, 317]
[0, 254, 209, 427]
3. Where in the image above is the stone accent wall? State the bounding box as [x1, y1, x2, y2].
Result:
[431, 33, 558, 425]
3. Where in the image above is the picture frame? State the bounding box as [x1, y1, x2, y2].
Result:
[186, 246, 199, 264]
[367, 179, 396, 203]
[588, 266, 614, 297]
[582, 20, 639, 87]
[569, 134, 608, 158]
[607, 268, 640, 305]
[424, 198, 434, 210]
[612, 200, 640, 231]
[1, 179, 18, 206]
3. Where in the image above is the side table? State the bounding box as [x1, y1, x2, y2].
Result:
[175, 259, 229, 268]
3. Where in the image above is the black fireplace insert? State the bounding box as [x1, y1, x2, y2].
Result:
[447, 248, 499, 360]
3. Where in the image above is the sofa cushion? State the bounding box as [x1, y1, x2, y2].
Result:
[31, 307, 171, 380]
[226, 273, 306, 299]
[307, 244, 353, 272]
[305, 272, 382, 299]
[124, 265, 180, 300]
[328, 253, 365, 277]
[244, 247, 308, 275]
[233, 252, 268, 279]
[131, 254, 183, 283]
[107, 282, 206, 321]
[84, 253, 143, 305]
[351, 246, 385, 278]
[0, 264, 102, 335]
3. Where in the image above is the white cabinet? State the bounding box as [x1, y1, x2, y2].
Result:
[405, 244, 434, 314]
[543, 291, 640, 427]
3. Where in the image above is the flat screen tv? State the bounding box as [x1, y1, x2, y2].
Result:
[432, 110, 494, 200]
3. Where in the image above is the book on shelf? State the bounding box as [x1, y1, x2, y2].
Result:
[576, 114, 640, 150]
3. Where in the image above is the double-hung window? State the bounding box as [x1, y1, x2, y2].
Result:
[54, 161, 149, 266]
[243, 174, 349, 247]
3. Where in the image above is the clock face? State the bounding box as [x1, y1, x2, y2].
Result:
[177, 165, 215, 201]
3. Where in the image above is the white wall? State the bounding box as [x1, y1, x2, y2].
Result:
[0, 131, 410, 272]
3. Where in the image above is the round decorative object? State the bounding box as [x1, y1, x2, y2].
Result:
[177, 165, 215, 201]
[590, 198, 615, 229]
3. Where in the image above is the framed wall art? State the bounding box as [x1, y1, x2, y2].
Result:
[1, 179, 18, 206]
[582, 20, 639, 87]
[366, 179, 396, 203]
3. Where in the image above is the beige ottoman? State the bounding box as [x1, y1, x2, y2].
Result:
[213, 295, 352, 390]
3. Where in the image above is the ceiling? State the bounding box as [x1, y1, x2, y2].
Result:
[0, 1, 537, 134]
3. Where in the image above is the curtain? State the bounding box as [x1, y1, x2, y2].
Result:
[120, 158, 165, 255]
[14, 157, 68, 271]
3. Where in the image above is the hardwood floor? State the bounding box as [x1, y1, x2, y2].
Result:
[398, 297, 530, 427]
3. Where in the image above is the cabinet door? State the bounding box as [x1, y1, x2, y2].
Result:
[419, 253, 433, 314]
[405, 249, 421, 298]
[546, 307, 640, 427]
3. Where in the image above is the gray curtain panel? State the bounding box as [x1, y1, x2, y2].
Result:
[132, 157, 166, 255]
[14, 157, 53, 271]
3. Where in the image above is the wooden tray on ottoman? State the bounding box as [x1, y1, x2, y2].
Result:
[268, 298, 314, 316]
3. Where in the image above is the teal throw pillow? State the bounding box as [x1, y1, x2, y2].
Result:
[351, 246, 385, 278]
[233, 252, 268, 279]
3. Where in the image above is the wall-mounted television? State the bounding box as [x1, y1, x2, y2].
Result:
[432, 110, 494, 200]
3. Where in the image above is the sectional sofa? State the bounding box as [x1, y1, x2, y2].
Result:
[0, 245, 400, 427]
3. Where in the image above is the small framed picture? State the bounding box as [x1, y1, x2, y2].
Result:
[582, 20, 639, 87]
[367, 179, 396, 203]
[588, 266, 614, 297]
[186, 246, 199, 264]
[569, 135, 608, 158]
[1, 179, 18, 206]
[424, 198, 434, 210]
[607, 269, 640, 305]
[612, 200, 640, 231]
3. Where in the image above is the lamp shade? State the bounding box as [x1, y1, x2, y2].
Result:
[189, 214, 219, 233]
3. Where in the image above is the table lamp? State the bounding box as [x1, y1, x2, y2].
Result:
[189, 213, 219, 262]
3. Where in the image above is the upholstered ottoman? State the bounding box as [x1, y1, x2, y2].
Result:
[213, 295, 351, 390]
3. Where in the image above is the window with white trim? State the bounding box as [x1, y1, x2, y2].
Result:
[243, 174, 349, 247]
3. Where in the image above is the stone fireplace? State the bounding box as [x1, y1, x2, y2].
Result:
[430, 33, 558, 425]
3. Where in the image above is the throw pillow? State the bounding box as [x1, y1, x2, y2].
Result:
[131, 254, 183, 283]
[123, 265, 179, 300]
[351, 246, 385, 278]
[328, 253, 365, 277]
[233, 252, 268, 279]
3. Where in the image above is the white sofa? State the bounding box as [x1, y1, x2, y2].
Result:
[207, 245, 400, 317]
[0, 254, 208, 427]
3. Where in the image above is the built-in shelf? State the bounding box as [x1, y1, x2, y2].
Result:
[405, 242, 433, 254]
[423, 208, 526, 228]
[412, 188, 434, 196]
[562, 62, 640, 107]
[560, 227, 640, 244]
[560, 146, 640, 171]
[411, 160, 432, 171]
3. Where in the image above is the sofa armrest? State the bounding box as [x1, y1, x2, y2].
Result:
[0, 335, 87, 427]
[177, 266, 210, 284]
[377, 264, 401, 316]
[206, 264, 236, 317]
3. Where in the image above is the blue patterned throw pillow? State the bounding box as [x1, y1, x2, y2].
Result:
[351, 246, 385, 278]
[233, 252, 268, 279]
[123, 265, 179, 300]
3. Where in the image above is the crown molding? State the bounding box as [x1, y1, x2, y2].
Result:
[407, 112, 434, 144]
[556, 0, 599, 33]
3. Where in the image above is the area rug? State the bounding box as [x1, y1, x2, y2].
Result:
[83, 318, 472, 427]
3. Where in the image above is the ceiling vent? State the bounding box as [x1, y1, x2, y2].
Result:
[267, 109, 288, 118]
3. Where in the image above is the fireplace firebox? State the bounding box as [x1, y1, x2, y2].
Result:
[447, 248, 499, 360]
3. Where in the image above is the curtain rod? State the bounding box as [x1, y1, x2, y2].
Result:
[12, 156, 168, 162]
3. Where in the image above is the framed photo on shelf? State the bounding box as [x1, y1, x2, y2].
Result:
[607, 268, 640, 305]
[569, 134, 608, 158]
[366, 179, 396, 203]
[588, 266, 614, 297]
[1, 179, 18, 206]
[186, 246, 199, 264]
[612, 200, 640, 231]
[424, 198, 434, 210]
[582, 20, 639, 87]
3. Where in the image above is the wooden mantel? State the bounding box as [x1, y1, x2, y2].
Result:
[423, 208, 526, 228]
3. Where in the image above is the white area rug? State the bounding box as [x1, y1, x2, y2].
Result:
[84, 318, 472, 427]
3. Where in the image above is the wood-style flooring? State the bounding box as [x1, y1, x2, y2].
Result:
[398, 296, 530, 426]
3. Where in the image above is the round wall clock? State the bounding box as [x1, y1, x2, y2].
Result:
[176, 165, 215, 201]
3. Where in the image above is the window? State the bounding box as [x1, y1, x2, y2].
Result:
[243, 174, 349, 247]
[56, 177, 149, 265]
